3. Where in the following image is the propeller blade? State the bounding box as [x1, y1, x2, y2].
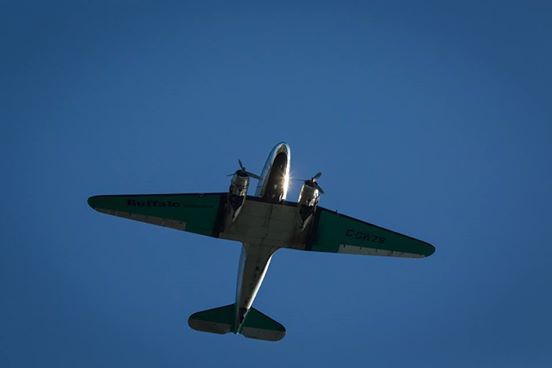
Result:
[314, 182, 325, 194]
[230, 159, 261, 180]
[293, 172, 323, 182]
[246, 171, 261, 180]
[294, 172, 325, 193]
[293, 171, 324, 193]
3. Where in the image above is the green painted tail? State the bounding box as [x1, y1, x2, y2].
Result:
[188, 304, 285, 341]
[240, 307, 286, 341]
[188, 304, 235, 335]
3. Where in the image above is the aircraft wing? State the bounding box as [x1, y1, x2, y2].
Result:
[87, 193, 226, 237]
[307, 207, 435, 258]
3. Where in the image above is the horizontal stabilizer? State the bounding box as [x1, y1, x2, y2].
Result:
[188, 304, 235, 335]
[241, 308, 286, 341]
[188, 304, 286, 341]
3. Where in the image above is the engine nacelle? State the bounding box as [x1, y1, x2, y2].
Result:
[228, 173, 249, 221]
[297, 183, 320, 231]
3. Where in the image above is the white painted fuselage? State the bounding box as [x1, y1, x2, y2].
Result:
[232, 142, 291, 331]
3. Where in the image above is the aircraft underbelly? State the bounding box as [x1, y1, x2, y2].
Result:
[218, 198, 311, 328]
[218, 200, 309, 248]
[234, 244, 273, 323]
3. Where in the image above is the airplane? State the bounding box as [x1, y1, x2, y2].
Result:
[87, 142, 435, 342]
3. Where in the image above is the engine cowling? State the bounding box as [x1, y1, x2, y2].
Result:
[228, 173, 249, 221]
[297, 182, 320, 230]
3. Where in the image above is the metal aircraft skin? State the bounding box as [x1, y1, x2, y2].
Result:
[88, 142, 435, 341]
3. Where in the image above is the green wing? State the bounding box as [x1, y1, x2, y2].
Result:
[87, 193, 226, 237]
[307, 207, 435, 258]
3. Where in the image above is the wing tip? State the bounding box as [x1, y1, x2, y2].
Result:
[87, 195, 101, 210]
[422, 242, 436, 257]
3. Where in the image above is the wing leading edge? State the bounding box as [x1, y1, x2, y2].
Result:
[87, 193, 226, 237]
[307, 207, 435, 258]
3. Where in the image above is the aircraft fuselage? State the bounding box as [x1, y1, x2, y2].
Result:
[88, 140, 435, 341]
[234, 142, 291, 330]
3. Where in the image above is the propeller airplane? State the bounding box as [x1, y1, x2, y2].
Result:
[88, 142, 435, 341]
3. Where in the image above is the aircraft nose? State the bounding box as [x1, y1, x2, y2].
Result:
[272, 142, 290, 156]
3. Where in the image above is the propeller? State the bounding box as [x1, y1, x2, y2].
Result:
[227, 159, 261, 179]
[295, 172, 325, 194]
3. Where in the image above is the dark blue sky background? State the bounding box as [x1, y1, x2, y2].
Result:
[2, 1, 551, 367]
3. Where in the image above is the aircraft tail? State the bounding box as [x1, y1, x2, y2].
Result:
[188, 304, 285, 341]
[188, 304, 235, 335]
[239, 307, 286, 341]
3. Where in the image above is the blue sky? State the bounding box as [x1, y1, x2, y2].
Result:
[2, 1, 551, 367]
